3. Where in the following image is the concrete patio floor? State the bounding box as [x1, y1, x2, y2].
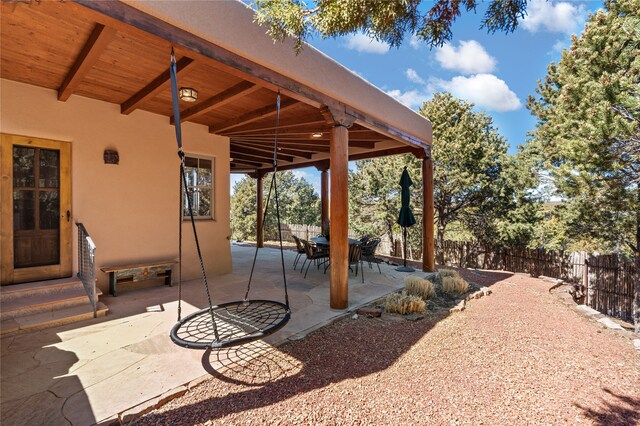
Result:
[1, 244, 411, 425]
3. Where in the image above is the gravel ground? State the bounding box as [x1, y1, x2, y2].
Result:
[138, 269, 640, 425]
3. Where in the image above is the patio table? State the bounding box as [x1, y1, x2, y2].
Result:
[310, 236, 361, 246]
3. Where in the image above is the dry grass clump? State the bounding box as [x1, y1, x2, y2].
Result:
[438, 269, 458, 278]
[441, 272, 470, 296]
[404, 276, 435, 300]
[384, 291, 426, 314]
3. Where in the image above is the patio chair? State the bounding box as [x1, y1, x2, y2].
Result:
[291, 235, 306, 270]
[358, 235, 371, 245]
[361, 237, 382, 273]
[348, 243, 365, 283]
[301, 239, 330, 278]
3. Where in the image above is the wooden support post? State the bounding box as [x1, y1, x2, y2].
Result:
[330, 125, 349, 309]
[256, 172, 264, 248]
[321, 169, 329, 227]
[422, 156, 435, 272]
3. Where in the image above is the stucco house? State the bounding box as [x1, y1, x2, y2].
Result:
[0, 0, 433, 332]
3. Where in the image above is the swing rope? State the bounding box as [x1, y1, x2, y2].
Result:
[171, 49, 219, 341]
[169, 48, 291, 349]
[244, 94, 289, 308]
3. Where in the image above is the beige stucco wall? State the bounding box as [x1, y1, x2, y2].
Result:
[126, 0, 432, 145]
[0, 79, 231, 292]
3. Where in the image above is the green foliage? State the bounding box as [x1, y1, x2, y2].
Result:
[526, 0, 640, 256]
[348, 154, 423, 257]
[253, 0, 527, 50]
[348, 92, 541, 259]
[420, 92, 540, 256]
[230, 171, 320, 241]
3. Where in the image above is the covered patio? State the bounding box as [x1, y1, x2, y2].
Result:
[1, 0, 434, 310]
[1, 245, 411, 425]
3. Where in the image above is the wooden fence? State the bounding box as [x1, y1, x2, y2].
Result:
[440, 240, 637, 322]
[267, 225, 637, 322]
[586, 255, 637, 322]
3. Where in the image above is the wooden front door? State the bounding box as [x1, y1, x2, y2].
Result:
[1, 134, 72, 285]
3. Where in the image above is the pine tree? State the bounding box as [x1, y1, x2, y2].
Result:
[254, 0, 528, 50]
[527, 0, 639, 331]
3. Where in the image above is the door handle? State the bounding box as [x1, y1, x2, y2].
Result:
[66, 210, 71, 222]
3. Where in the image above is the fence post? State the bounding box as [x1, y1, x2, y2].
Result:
[583, 258, 589, 306]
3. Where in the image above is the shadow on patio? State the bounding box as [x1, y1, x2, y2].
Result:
[1, 244, 512, 425]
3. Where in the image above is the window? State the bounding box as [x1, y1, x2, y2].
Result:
[183, 155, 214, 219]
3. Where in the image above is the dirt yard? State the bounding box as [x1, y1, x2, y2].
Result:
[138, 269, 640, 425]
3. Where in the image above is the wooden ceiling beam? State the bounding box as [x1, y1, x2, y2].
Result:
[121, 56, 196, 115]
[76, 0, 431, 150]
[230, 146, 294, 162]
[256, 145, 418, 173]
[209, 98, 299, 134]
[232, 140, 331, 153]
[348, 146, 424, 161]
[227, 129, 379, 138]
[170, 81, 260, 124]
[232, 142, 313, 159]
[232, 137, 376, 149]
[58, 23, 117, 101]
[229, 152, 281, 165]
[230, 159, 263, 168]
[222, 120, 327, 136]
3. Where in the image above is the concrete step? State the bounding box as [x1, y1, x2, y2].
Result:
[0, 302, 109, 336]
[0, 277, 87, 302]
[0, 283, 103, 321]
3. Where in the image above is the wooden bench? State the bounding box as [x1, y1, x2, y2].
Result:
[100, 260, 177, 297]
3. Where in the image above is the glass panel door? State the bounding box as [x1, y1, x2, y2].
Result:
[12, 146, 60, 268]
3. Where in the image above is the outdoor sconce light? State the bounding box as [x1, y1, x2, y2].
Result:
[104, 149, 119, 165]
[311, 132, 323, 138]
[179, 87, 198, 102]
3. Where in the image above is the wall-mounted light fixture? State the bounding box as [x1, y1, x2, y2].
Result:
[311, 132, 323, 138]
[179, 87, 198, 102]
[104, 149, 119, 165]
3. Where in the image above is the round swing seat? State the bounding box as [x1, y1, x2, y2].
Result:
[170, 300, 291, 349]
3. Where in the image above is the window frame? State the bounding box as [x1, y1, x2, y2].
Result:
[182, 154, 215, 221]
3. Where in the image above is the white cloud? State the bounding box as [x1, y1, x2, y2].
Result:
[409, 34, 421, 49]
[435, 40, 497, 74]
[345, 33, 390, 54]
[386, 88, 430, 110]
[521, 0, 587, 33]
[549, 38, 570, 55]
[405, 68, 425, 85]
[434, 74, 521, 112]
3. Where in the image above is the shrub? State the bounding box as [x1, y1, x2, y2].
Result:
[438, 269, 458, 278]
[441, 275, 469, 296]
[404, 276, 435, 300]
[384, 291, 426, 314]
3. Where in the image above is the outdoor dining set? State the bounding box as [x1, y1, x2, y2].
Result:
[291, 235, 382, 282]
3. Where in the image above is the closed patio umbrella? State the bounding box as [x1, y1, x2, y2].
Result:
[396, 167, 416, 272]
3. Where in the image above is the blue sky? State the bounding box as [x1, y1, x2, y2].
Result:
[232, 0, 603, 194]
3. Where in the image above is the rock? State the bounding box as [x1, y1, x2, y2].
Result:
[633, 340, 640, 351]
[404, 313, 425, 322]
[576, 305, 601, 316]
[480, 287, 492, 296]
[449, 300, 466, 313]
[356, 307, 382, 318]
[424, 272, 439, 284]
[465, 291, 483, 301]
[597, 318, 624, 331]
[351, 314, 359, 320]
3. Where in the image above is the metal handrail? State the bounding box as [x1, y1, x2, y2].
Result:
[76, 223, 97, 317]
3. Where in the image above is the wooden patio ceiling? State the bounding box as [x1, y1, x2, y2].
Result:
[1, 1, 424, 173]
